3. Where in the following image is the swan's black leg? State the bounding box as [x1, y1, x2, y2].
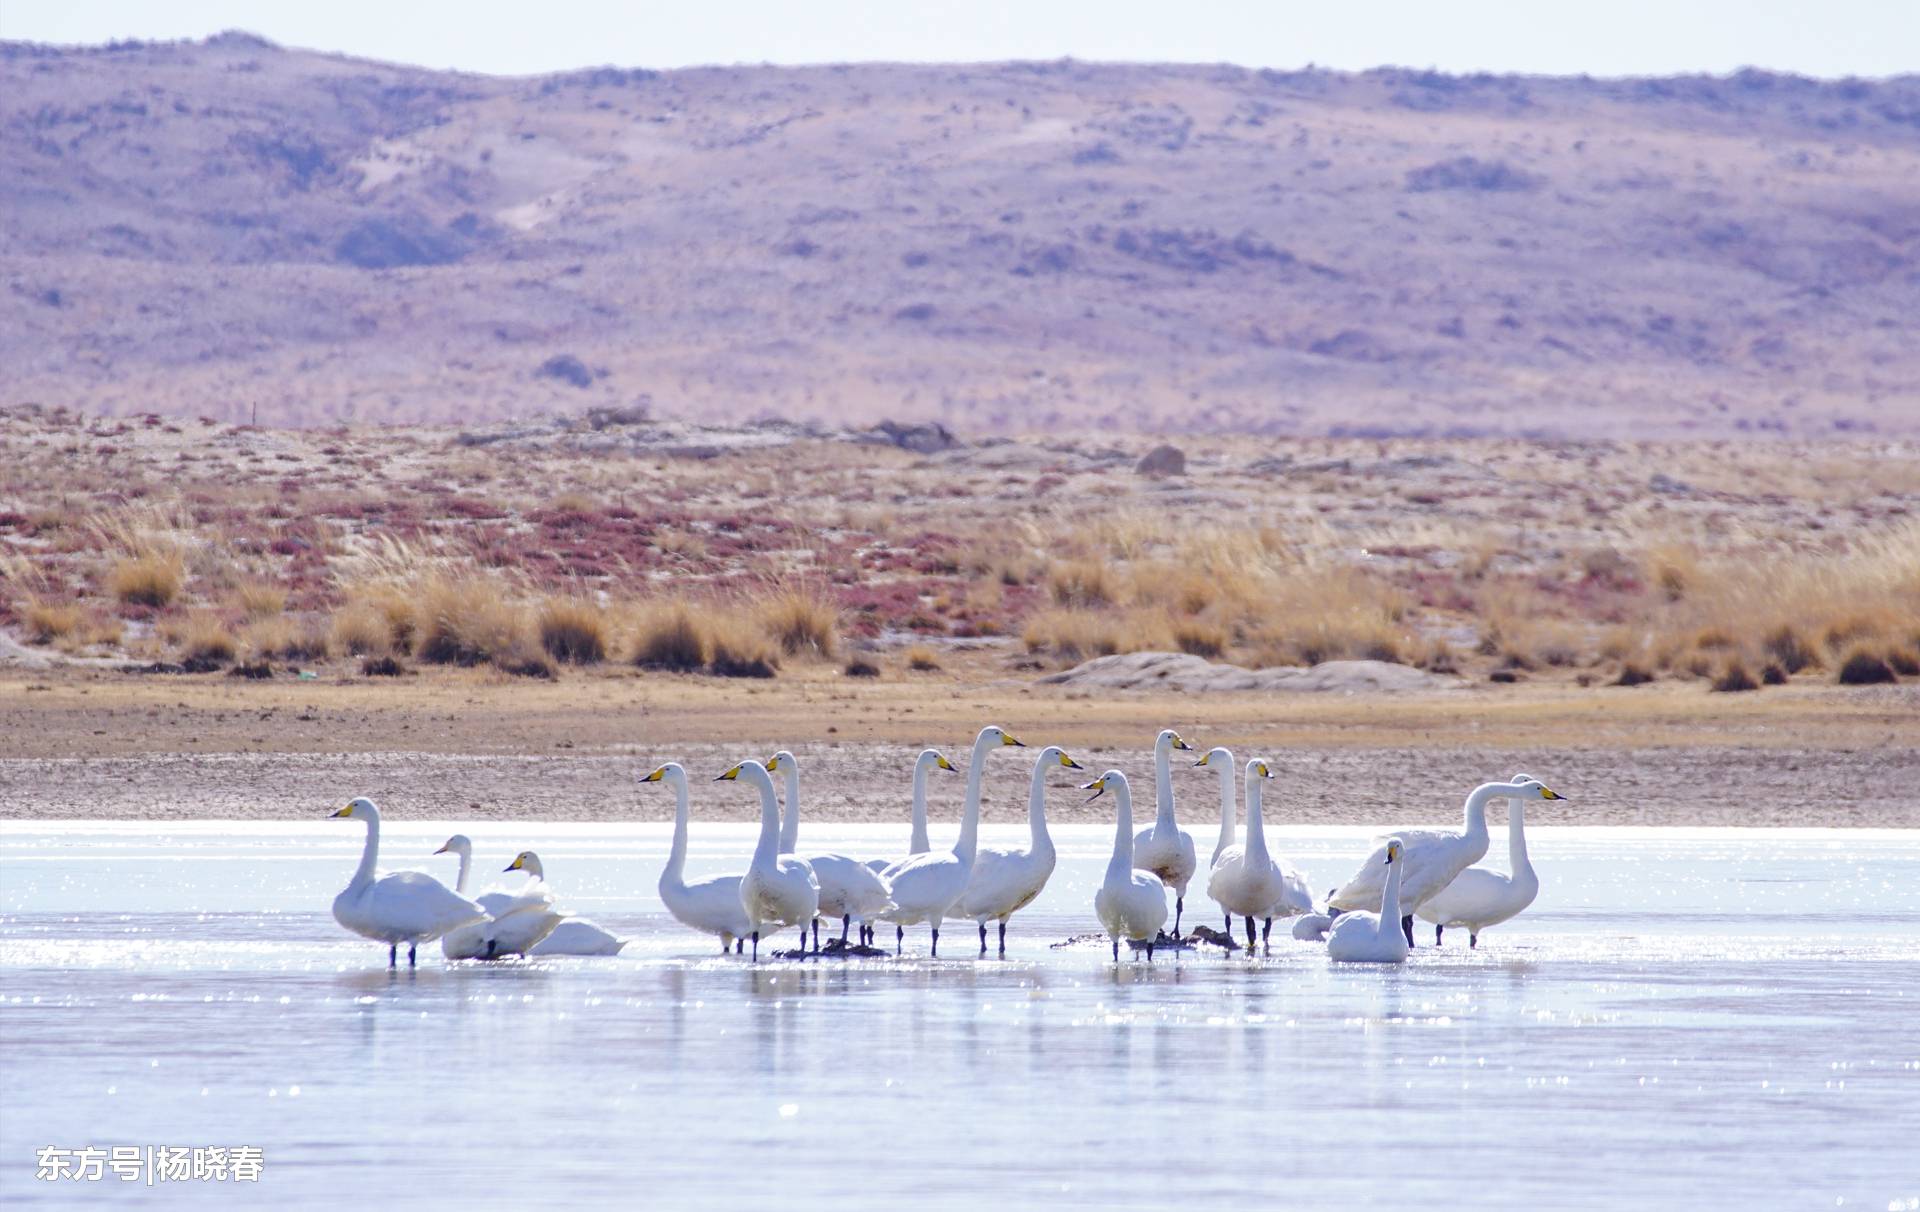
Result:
[1146, 939, 1155, 962]
[388, 944, 397, 969]
[1435, 925, 1445, 946]
[1174, 896, 1184, 938]
[1401, 915, 1415, 947]
[408, 942, 417, 967]
[1245, 916, 1256, 951]
[1469, 933, 1478, 949]
[721, 937, 729, 954]
[998, 921, 1007, 955]
[1111, 937, 1119, 962]
[930, 926, 940, 958]
[841, 914, 850, 944]
[485, 938, 498, 960]
[896, 925, 903, 955]
[978, 922, 988, 953]
[811, 919, 819, 952]
[751, 931, 760, 962]
[735, 938, 743, 954]
[1262, 918, 1272, 949]
[1223, 910, 1231, 936]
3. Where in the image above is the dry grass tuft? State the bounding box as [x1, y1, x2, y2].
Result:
[632, 601, 708, 671]
[1762, 624, 1819, 674]
[242, 616, 329, 662]
[328, 603, 392, 657]
[234, 581, 287, 619]
[537, 598, 609, 665]
[904, 644, 941, 671]
[1613, 662, 1655, 686]
[1047, 559, 1118, 609]
[108, 549, 183, 607]
[844, 657, 881, 678]
[757, 587, 838, 660]
[412, 579, 536, 669]
[1169, 616, 1227, 659]
[1710, 659, 1760, 693]
[707, 611, 780, 678]
[1836, 645, 1897, 685]
[22, 599, 82, 644]
[165, 613, 238, 665]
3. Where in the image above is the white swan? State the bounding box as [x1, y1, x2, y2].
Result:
[1327, 776, 1563, 948]
[1200, 746, 1237, 872]
[1327, 838, 1410, 963]
[643, 763, 751, 954]
[329, 797, 485, 968]
[1132, 729, 1197, 936]
[864, 749, 957, 875]
[433, 835, 566, 960]
[720, 759, 820, 961]
[1088, 770, 1169, 961]
[955, 745, 1083, 953]
[879, 725, 1023, 956]
[500, 852, 630, 956]
[1290, 913, 1332, 942]
[1204, 759, 1314, 951]
[1417, 771, 1544, 947]
[765, 750, 894, 947]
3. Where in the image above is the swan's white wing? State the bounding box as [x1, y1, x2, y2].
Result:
[805, 853, 894, 917]
[671, 873, 752, 936]
[957, 847, 1051, 918]
[364, 871, 485, 937]
[1265, 858, 1315, 917]
[474, 881, 556, 918]
[529, 918, 626, 955]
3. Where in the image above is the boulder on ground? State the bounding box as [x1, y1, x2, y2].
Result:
[1135, 444, 1186, 476]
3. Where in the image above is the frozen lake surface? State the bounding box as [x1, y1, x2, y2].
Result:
[4, 821, 1918, 1208]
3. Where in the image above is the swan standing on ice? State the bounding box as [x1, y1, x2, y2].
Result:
[1204, 759, 1314, 951]
[501, 852, 630, 956]
[1326, 838, 1410, 964]
[329, 797, 485, 968]
[765, 751, 894, 948]
[643, 763, 751, 953]
[879, 725, 1024, 956]
[720, 759, 820, 961]
[1417, 772, 1545, 947]
[1327, 777, 1563, 947]
[433, 835, 566, 960]
[1195, 745, 1239, 935]
[1132, 729, 1197, 936]
[865, 749, 957, 876]
[955, 745, 1083, 954]
[1087, 770, 1170, 961]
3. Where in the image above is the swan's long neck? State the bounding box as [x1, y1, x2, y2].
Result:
[665, 771, 691, 884]
[349, 807, 380, 888]
[1244, 772, 1270, 864]
[910, 754, 933, 854]
[777, 759, 800, 854]
[453, 846, 471, 894]
[1153, 735, 1177, 833]
[521, 854, 545, 881]
[750, 768, 783, 867]
[1025, 756, 1055, 858]
[1106, 782, 1135, 881]
[956, 730, 994, 864]
[1211, 758, 1236, 861]
[1379, 856, 1403, 935]
[1460, 783, 1499, 849]
[1507, 795, 1535, 882]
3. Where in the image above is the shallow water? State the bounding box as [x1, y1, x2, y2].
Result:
[4, 821, 1918, 1208]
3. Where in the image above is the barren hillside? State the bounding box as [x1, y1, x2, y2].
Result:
[3, 33, 1918, 436]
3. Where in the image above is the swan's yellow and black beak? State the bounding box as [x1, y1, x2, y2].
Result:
[1080, 775, 1108, 802]
[330, 804, 353, 819]
[1255, 761, 1274, 779]
[1192, 753, 1210, 767]
[1002, 732, 1026, 748]
[1540, 786, 1566, 801]
[1058, 753, 1083, 769]
[715, 763, 744, 782]
[504, 854, 526, 872]
[433, 842, 450, 854]
[935, 753, 955, 771]
[763, 755, 781, 772]
[641, 766, 667, 783]
[1171, 734, 1193, 751]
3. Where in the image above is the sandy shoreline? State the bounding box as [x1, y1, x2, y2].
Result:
[2, 667, 1915, 827]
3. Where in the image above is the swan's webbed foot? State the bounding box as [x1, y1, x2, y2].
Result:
[1401, 915, 1415, 947]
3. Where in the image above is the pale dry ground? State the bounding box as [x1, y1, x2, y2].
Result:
[2, 664, 1915, 827]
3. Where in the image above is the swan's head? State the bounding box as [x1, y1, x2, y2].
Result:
[1193, 746, 1233, 768]
[922, 749, 957, 772]
[1034, 745, 1084, 771]
[1383, 838, 1405, 865]
[433, 834, 472, 857]
[504, 850, 543, 876]
[330, 796, 378, 819]
[979, 725, 1025, 749]
[763, 750, 798, 773]
[1508, 775, 1565, 802]
[1158, 729, 1194, 753]
[1245, 759, 1275, 780]
[714, 760, 768, 782]
[1080, 769, 1129, 803]
[639, 763, 685, 785]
